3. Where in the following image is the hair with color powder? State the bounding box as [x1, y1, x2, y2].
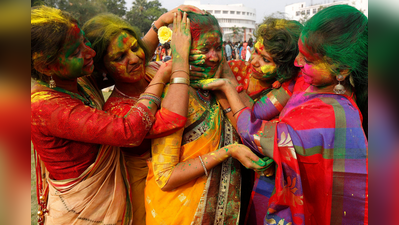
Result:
[186, 11, 221, 44]
[31, 6, 79, 81]
[83, 13, 151, 72]
[255, 18, 303, 84]
[302, 4, 368, 135]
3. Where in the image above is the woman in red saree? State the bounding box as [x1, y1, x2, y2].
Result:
[195, 5, 368, 225]
[83, 9, 201, 225]
[31, 6, 190, 225]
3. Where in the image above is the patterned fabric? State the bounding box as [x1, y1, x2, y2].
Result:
[145, 87, 241, 225]
[31, 75, 155, 180]
[45, 145, 133, 225]
[237, 76, 368, 225]
[32, 75, 140, 224]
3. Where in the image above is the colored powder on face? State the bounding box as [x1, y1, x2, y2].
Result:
[254, 37, 265, 52]
[117, 32, 129, 49]
[260, 64, 276, 74]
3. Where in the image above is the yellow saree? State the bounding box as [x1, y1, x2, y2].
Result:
[145, 87, 241, 225]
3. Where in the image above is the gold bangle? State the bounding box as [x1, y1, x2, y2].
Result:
[171, 69, 190, 77]
[170, 77, 190, 85]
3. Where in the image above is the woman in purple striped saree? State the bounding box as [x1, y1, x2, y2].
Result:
[195, 5, 368, 225]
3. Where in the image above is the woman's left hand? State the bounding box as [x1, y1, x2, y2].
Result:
[154, 60, 173, 83]
[191, 78, 232, 92]
[158, 5, 205, 27]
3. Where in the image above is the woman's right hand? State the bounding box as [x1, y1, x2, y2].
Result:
[225, 144, 268, 170]
[170, 11, 191, 63]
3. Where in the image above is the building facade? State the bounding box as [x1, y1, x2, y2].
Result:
[184, 0, 256, 42]
[285, 0, 368, 22]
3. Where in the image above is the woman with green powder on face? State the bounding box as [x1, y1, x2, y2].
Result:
[31, 5, 197, 225]
[83, 9, 202, 225]
[196, 5, 368, 225]
[144, 12, 269, 225]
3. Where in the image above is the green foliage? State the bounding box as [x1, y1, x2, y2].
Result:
[126, 0, 167, 35]
[105, 0, 127, 17]
[36, 0, 127, 25]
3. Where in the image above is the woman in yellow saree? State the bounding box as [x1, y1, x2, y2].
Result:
[144, 12, 268, 225]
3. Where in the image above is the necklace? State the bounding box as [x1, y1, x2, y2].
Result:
[114, 86, 139, 101]
[38, 81, 95, 108]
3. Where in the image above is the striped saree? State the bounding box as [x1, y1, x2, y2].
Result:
[237, 77, 368, 225]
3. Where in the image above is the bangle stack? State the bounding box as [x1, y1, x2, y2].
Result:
[171, 69, 190, 77]
[138, 92, 161, 108]
[145, 82, 165, 90]
[198, 155, 208, 177]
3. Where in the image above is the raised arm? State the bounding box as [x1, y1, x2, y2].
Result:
[142, 5, 205, 55]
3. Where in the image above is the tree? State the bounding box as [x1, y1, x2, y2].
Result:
[126, 0, 167, 35]
[231, 26, 242, 42]
[105, 0, 127, 18]
[38, 0, 108, 25]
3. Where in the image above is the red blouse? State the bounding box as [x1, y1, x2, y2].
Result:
[103, 96, 187, 156]
[31, 78, 155, 180]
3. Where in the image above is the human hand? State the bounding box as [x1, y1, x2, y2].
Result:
[171, 11, 191, 63]
[154, 60, 173, 83]
[190, 78, 232, 93]
[225, 144, 269, 170]
[254, 157, 275, 176]
[158, 5, 205, 26]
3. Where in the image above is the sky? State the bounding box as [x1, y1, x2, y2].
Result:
[124, 0, 328, 23]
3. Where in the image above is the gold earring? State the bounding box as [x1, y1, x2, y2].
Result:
[333, 75, 345, 94]
[49, 75, 56, 88]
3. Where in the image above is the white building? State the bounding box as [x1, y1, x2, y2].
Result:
[184, 0, 256, 42]
[285, 0, 368, 22]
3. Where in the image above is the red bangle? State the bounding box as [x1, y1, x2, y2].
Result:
[236, 85, 244, 93]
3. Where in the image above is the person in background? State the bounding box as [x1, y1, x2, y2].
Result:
[225, 40, 232, 61]
[162, 42, 172, 62]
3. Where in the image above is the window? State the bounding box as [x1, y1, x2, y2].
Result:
[313, 8, 316, 14]
[301, 4, 303, 8]
[237, 11, 240, 15]
[302, 10, 305, 15]
[223, 11, 228, 14]
[307, 9, 310, 15]
[247, 12, 249, 15]
[215, 10, 221, 14]
[296, 11, 300, 16]
[230, 11, 235, 14]
[207, 10, 213, 14]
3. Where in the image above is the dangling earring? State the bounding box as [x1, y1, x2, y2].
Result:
[333, 74, 345, 94]
[102, 72, 108, 81]
[49, 75, 56, 88]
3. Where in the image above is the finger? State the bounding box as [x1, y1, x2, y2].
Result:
[190, 59, 205, 65]
[176, 10, 182, 31]
[190, 49, 203, 55]
[182, 11, 187, 29]
[185, 18, 191, 37]
[189, 72, 208, 80]
[189, 54, 206, 61]
[172, 12, 177, 32]
[189, 65, 205, 72]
